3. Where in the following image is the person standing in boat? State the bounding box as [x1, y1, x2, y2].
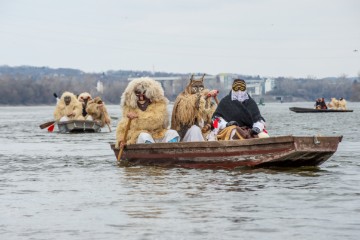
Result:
[171, 74, 218, 142]
[115, 77, 179, 148]
[53, 91, 83, 122]
[210, 79, 269, 140]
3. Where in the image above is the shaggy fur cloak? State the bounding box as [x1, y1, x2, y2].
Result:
[86, 97, 111, 127]
[171, 80, 216, 139]
[53, 91, 83, 121]
[116, 77, 170, 145]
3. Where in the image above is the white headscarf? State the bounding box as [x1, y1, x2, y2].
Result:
[231, 90, 249, 102]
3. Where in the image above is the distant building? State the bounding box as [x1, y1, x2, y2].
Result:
[127, 74, 275, 100]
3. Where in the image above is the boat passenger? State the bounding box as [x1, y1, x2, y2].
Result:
[77, 92, 93, 120]
[210, 79, 269, 141]
[320, 98, 327, 109]
[171, 74, 218, 142]
[338, 97, 347, 110]
[314, 98, 322, 109]
[53, 91, 83, 122]
[115, 77, 179, 148]
[86, 96, 111, 127]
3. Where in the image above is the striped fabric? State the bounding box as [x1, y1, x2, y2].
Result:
[232, 79, 246, 91]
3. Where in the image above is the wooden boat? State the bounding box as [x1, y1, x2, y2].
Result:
[57, 120, 101, 133]
[289, 107, 353, 113]
[110, 135, 342, 169]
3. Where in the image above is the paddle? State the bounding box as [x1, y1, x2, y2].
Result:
[39, 121, 55, 129]
[39, 92, 59, 129]
[117, 118, 132, 161]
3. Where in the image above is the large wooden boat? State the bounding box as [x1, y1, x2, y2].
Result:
[57, 120, 101, 133]
[110, 135, 342, 169]
[289, 107, 353, 113]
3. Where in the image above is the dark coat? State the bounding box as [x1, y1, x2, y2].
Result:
[213, 91, 265, 128]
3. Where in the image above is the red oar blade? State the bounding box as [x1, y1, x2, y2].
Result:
[47, 124, 55, 132]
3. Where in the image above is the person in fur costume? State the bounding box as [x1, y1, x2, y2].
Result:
[53, 91, 83, 122]
[77, 92, 93, 120]
[86, 96, 111, 127]
[115, 77, 179, 148]
[210, 79, 269, 140]
[171, 74, 218, 142]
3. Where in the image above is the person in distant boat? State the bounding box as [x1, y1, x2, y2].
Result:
[77, 92, 93, 120]
[320, 98, 327, 109]
[314, 98, 322, 109]
[171, 74, 218, 142]
[86, 96, 111, 127]
[115, 77, 180, 148]
[209, 79, 269, 141]
[53, 91, 83, 122]
[338, 97, 347, 110]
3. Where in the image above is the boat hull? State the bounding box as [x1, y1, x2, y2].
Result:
[289, 107, 353, 113]
[57, 120, 101, 133]
[110, 135, 342, 169]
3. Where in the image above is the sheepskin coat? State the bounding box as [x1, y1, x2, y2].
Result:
[171, 88, 216, 139]
[116, 77, 170, 145]
[53, 91, 83, 121]
[86, 97, 111, 127]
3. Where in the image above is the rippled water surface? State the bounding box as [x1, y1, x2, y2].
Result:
[1, 103, 360, 240]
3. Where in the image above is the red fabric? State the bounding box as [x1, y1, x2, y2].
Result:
[213, 118, 219, 128]
[47, 124, 55, 132]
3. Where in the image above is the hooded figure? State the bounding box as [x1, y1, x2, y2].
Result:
[86, 96, 111, 127]
[115, 77, 179, 147]
[77, 92, 92, 120]
[171, 74, 218, 142]
[53, 91, 83, 122]
[211, 79, 269, 140]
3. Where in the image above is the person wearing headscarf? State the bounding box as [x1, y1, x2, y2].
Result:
[115, 77, 179, 148]
[171, 74, 218, 142]
[53, 91, 83, 122]
[210, 79, 269, 140]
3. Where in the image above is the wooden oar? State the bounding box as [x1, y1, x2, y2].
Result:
[39, 120, 56, 129]
[117, 118, 132, 161]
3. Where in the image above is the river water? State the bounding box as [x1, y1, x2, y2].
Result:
[1, 102, 359, 240]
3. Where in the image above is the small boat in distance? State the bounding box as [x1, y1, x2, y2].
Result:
[289, 107, 353, 113]
[58, 120, 101, 133]
[110, 135, 342, 169]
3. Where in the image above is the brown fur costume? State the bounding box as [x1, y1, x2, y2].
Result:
[116, 77, 170, 146]
[53, 91, 83, 121]
[86, 97, 111, 127]
[171, 75, 217, 139]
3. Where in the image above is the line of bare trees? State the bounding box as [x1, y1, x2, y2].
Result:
[1, 66, 359, 105]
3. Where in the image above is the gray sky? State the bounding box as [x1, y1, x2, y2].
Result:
[1, 0, 359, 78]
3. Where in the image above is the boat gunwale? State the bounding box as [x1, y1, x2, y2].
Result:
[110, 135, 343, 151]
[289, 107, 353, 113]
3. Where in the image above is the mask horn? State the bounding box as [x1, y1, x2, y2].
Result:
[190, 74, 194, 82]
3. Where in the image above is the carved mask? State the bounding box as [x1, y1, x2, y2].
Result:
[190, 80, 204, 94]
[64, 96, 71, 105]
[135, 89, 151, 111]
